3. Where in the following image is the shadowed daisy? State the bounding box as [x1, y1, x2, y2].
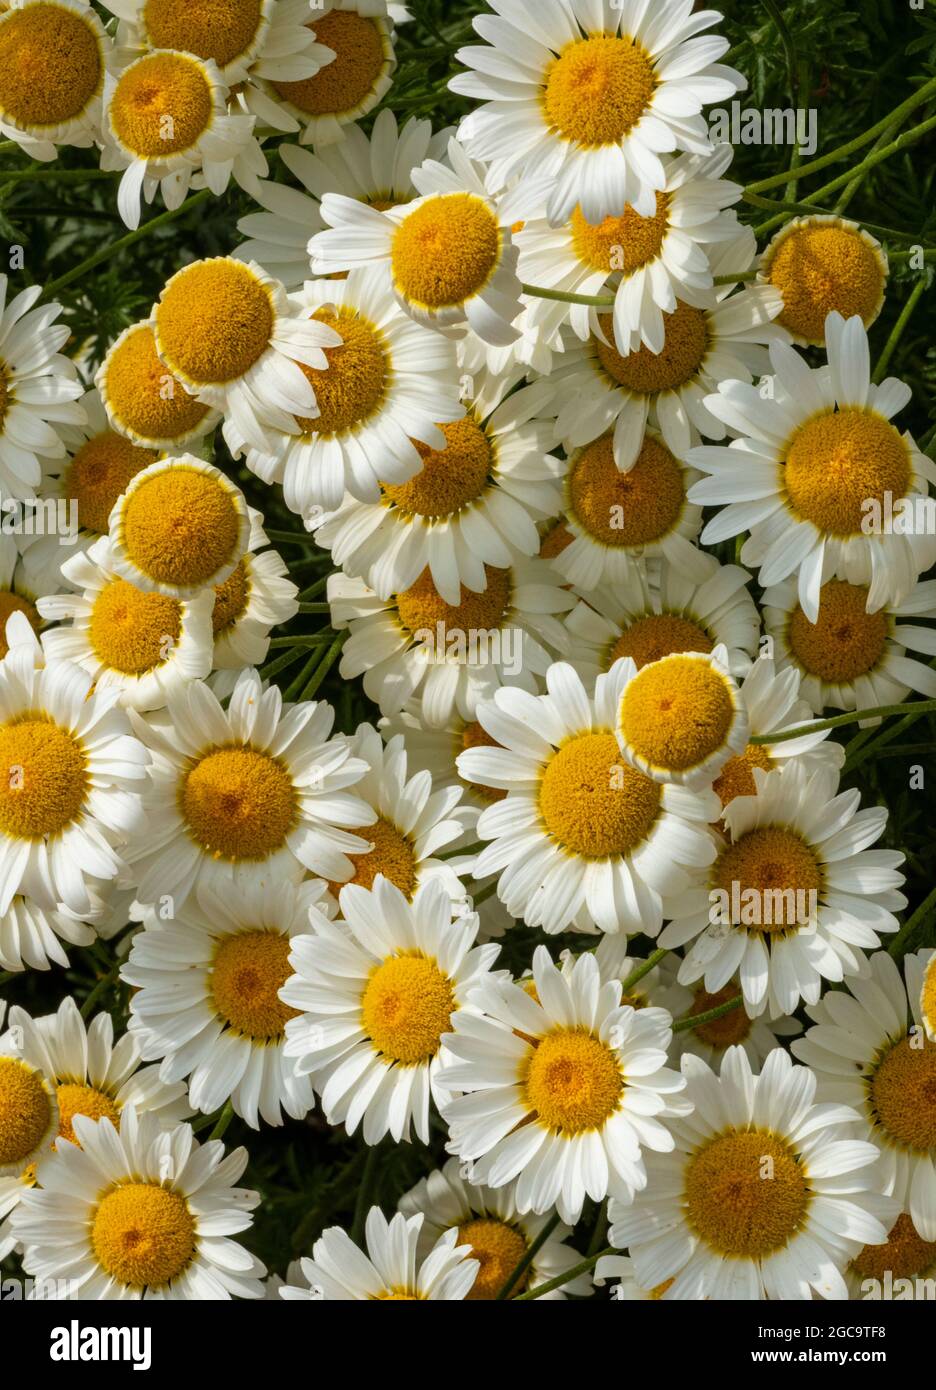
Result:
[96, 321, 218, 451]
[758, 215, 888, 347]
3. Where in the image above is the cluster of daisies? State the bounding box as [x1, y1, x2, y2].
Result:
[1, 0, 935, 1303]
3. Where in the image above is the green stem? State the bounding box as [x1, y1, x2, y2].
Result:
[297, 602, 330, 613]
[80, 963, 120, 1019]
[747, 190, 931, 245]
[267, 633, 333, 648]
[844, 711, 926, 774]
[888, 885, 936, 960]
[521, 281, 614, 307]
[513, 1247, 613, 1300]
[673, 995, 743, 1034]
[496, 1212, 561, 1299]
[258, 643, 314, 683]
[749, 700, 936, 744]
[620, 948, 669, 995]
[873, 278, 928, 383]
[297, 576, 329, 601]
[713, 270, 758, 284]
[209, 1101, 234, 1142]
[351, 1143, 382, 1246]
[300, 631, 346, 700]
[284, 649, 324, 702]
[834, 119, 903, 215]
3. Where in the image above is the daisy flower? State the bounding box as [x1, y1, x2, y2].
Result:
[0, 890, 99, 974]
[758, 215, 888, 347]
[310, 374, 563, 603]
[793, 949, 936, 1242]
[763, 573, 936, 715]
[229, 265, 464, 514]
[0, 1024, 59, 1178]
[380, 704, 510, 815]
[150, 255, 341, 454]
[128, 666, 373, 910]
[615, 645, 748, 787]
[456, 660, 717, 936]
[0, 0, 111, 161]
[922, 951, 936, 1044]
[847, 1212, 936, 1300]
[234, 110, 451, 288]
[517, 144, 743, 355]
[106, 455, 251, 599]
[96, 320, 218, 451]
[122, 878, 328, 1129]
[12, 1106, 266, 1299]
[660, 761, 906, 1019]
[37, 536, 215, 711]
[281, 1208, 478, 1301]
[209, 511, 299, 686]
[281, 875, 499, 1145]
[0, 274, 85, 503]
[566, 553, 760, 686]
[688, 312, 936, 622]
[327, 555, 575, 728]
[398, 1155, 591, 1300]
[440, 945, 691, 1226]
[672, 981, 801, 1073]
[0, 549, 45, 661]
[608, 1044, 893, 1300]
[309, 137, 537, 344]
[450, 0, 744, 225]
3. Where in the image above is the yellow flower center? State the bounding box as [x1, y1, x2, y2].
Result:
[0, 591, 41, 659]
[784, 408, 910, 537]
[0, 716, 87, 840]
[459, 720, 507, 803]
[0, 2, 101, 129]
[180, 745, 297, 861]
[272, 9, 386, 116]
[331, 815, 416, 898]
[765, 221, 885, 344]
[850, 1213, 936, 1282]
[382, 417, 492, 518]
[110, 51, 213, 159]
[687, 984, 752, 1048]
[119, 466, 242, 588]
[923, 958, 936, 1041]
[102, 324, 210, 445]
[210, 928, 299, 1041]
[63, 432, 158, 537]
[392, 193, 500, 310]
[712, 743, 774, 808]
[539, 520, 573, 560]
[142, 0, 263, 69]
[539, 731, 660, 858]
[595, 302, 708, 394]
[373, 1289, 423, 1300]
[568, 432, 685, 546]
[212, 559, 250, 635]
[570, 194, 670, 274]
[155, 259, 274, 386]
[92, 1183, 195, 1289]
[55, 1082, 121, 1147]
[360, 953, 454, 1065]
[88, 578, 182, 676]
[543, 34, 656, 146]
[608, 613, 713, 671]
[522, 1027, 623, 1134]
[295, 308, 387, 436]
[684, 1129, 810, 1258]
[458, 1217, 528, 1300]
[396, 565, 511, 639]
[0, 1057, 52, 1166]
[786, 579, 889, 682]
[618, 654, 735, 774]
[868, 1035, 936, 1154]
[713, 827, 823, 934]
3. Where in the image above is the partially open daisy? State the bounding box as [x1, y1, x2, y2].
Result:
[793, 950, 936, 1243]
[281, 876, 499, 1144]
[615, 645, 748, 787]
[398, 1155, 591, 1300]
[123, 878, 327, 1129]
[310, 375, 563, 603]
[672, 981, 800, 1075]
[689, 312, 936, 622]
[457, 660, 717, 936]
[234, 111, 451, 288]
[38, 536, 215, 711]
[230, 266, 464, 514]
[661, 762, 905, 1019]
[209, 510, 299, 686]
[328, 556, 575, 728]
[310, 138, 533, 344]
[847, 1212, 936, 1300]
[759, 215, 888, 347]
[0, 1028, 58, 1178]
[12, 1106, 266, 1298]
[451, 0, 743, 225]
[96, 321, 218, 451]
[608, 1045, 891, 1300]
[282, 1208, 478, 1301]
[151, 256, 341, 454]
[566, 552, 759, 687]
[763, 573, 936, 715]
[440, 946, 690, 1226]
[129, 666, 373, 909]
[107, 455, 250, 599]
[0, 0, 110, 159]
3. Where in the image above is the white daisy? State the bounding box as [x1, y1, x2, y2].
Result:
[0, 548, 46, 663]
[440, 945, 691, 1226]
[688, 312, 936, 622]
[0, 0, 111, 160]
[95, 320, 219, 452]
[281, 875, 499, 1145]
[660, 761, 906, 1018]
[0, 1023, 59, 1178]
[608, 1044, 894, 1300]
[0, 890, 98, 974]
[210, 511, 299, 685]
[11, 1105, 266, 1298]
[846, 1211, 936, 1301]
